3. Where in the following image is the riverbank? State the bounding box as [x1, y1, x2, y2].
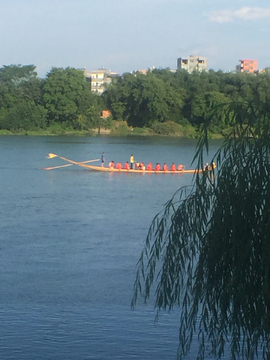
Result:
[0, 120, 224, 139]
[0, 128, 223, 139]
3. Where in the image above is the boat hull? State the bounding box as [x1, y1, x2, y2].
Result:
[80, 164, 198, 174]
[47, 154, 200, 174]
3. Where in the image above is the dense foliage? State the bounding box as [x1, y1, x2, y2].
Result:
[103, 68, 270, 136]
[0, 65, 103, 133]
[1, 64, 270, 136]
[132, 100, 270, 359]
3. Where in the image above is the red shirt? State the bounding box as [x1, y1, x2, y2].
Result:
[155, 164, 161, 171]
[170, 164, 176, 171]
[116, 163, 122, 169]
[163, 164, 168, 171]
[124, 162, 130, 170]
[147, 163, 152, 171]
[109, 161, 114, 168]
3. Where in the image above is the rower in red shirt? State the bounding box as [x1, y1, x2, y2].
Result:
[147, 162, 153, 171]
[155, 163, 161, 171]
[163, 163, 168, 171]
[109, 161, 114, 168]
[177, 164, 184, 171]
[116, 162, 122, 169]
[124, 161, 130, 170]
[170, 162, 176, 171]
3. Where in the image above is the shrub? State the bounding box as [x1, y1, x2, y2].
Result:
[150, 120, 184, 136]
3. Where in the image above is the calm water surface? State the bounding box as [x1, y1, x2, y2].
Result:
[0, 136, 221, 360]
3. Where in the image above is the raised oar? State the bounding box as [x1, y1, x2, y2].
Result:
[43, 157, 100, 170]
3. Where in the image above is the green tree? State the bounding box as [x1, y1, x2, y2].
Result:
[253, 73, 270, 103]
[0, 65, 37, 109]
[111, 102, 125, 120]
[75, 87, 103, 130]
[0, 81, 18, 109]
[43, 67, 82, 123]
[0, 64, 46, 131]
[0, 64, 37, 84]
[132, 100, 270, 359]
[19, 77, 44, 105]
[43, 67, 101, 127]
[0, 100, 47, 131]
[104, 72, 185, 127]
[0, 64, 42, 106]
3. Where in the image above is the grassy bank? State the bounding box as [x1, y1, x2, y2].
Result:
[0, 120, 224, 139]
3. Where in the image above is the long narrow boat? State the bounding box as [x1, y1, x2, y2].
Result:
[46, 153, 200, 174]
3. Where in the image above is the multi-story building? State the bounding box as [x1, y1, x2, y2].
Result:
[177, 55, 208, 73]
[83, 68, 118, 94]
[236, 59, 258, 73]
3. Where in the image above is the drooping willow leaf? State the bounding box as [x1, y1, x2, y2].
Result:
[132, 100, 270, 360]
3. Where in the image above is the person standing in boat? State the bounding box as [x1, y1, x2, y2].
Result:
[101, 152, 105, 167]
[130, 154, 134, 169]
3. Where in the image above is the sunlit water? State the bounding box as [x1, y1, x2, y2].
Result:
[0, 135, 221, 360]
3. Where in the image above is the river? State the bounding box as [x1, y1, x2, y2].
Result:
[0, 135, 221, 360]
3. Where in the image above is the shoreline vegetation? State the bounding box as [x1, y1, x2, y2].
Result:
[1, 64, 270, 139]
[0, 119, 223, 139]
[0, 123, 223, 139]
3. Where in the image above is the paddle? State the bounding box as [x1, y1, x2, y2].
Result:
[43, 158, 100, 170]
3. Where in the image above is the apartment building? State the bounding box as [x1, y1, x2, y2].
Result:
[177, 55, 208, 73]
[83, 68, 118, 94]
[236, 59, 258, 73]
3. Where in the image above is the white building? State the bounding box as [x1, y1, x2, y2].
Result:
[83, 68, 119, 94]
[177, 55, 208, 73]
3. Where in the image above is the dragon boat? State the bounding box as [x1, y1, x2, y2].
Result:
[45, 153, 200, 174]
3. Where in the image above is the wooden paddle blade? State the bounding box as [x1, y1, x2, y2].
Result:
[47, 153, 58, 159]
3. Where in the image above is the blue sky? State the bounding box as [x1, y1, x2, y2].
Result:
[1, 0, 270, 77]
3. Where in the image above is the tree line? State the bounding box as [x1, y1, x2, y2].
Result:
[0, 65, 104, 133]
[103, 68, 270, 136]
[1, 64, 270, 136]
